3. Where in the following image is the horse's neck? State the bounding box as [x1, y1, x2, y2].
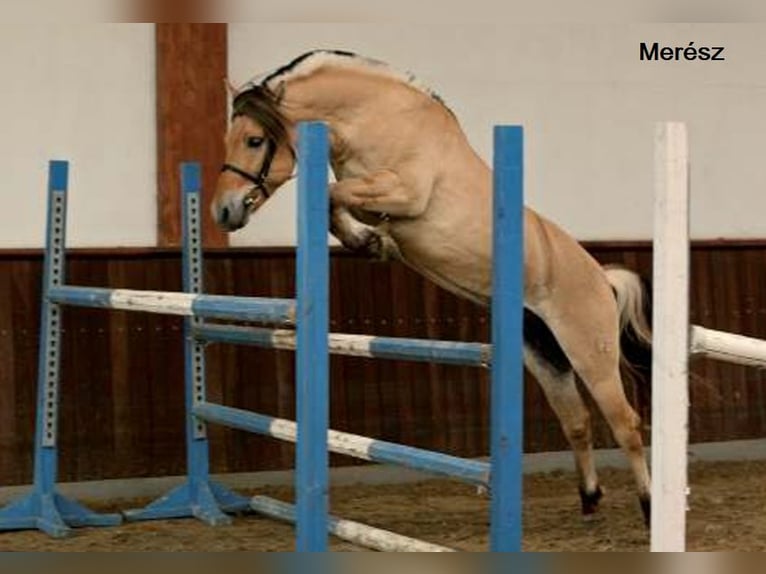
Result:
[278, 69, 417, 125]
[276, 67, 476, 182]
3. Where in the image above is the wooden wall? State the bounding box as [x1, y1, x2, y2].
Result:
[2, 243, 766, 485]
[156, 24, 228, 248]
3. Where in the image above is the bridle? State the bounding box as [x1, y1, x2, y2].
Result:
[220, 138, 277, 210]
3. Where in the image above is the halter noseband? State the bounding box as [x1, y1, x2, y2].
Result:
[221, 139, 277, 209]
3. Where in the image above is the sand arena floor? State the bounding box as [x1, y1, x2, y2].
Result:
[2, 460, 765, 551]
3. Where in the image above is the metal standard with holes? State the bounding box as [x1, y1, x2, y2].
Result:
[122, 162, 251, 525]
[184, 174, 207, 440]
[41, 190, 65, 449]
[0, 160, 122, 537]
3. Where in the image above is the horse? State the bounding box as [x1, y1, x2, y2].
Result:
[211, 50, 654, 525]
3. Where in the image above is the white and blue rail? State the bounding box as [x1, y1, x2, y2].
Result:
[0, 122, 525, 552]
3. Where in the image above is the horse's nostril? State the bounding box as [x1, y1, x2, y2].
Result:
[220, 206, 230, 224]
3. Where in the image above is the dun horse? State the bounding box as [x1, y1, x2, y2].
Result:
[212, 50, 653, 525]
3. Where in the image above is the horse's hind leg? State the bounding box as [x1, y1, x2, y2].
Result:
[581, 371, 650, 524]
[544, 299, 651, 525]
[524, 346, 603, 517]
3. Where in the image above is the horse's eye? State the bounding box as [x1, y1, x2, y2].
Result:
[246, 136, 264, 149]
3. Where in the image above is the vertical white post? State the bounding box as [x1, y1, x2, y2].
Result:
[651, 121, 690, 552]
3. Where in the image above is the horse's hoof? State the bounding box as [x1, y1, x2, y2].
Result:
[639, 495, 651, 528]
[365, 232, 384, 258]
[363, 230, 397, 261]
[579, 485, 604, 516]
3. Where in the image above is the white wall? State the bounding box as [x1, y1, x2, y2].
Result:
[1, 24, 762, 248]
[228, 24, 766, 244]
[0, 23, 156, 248]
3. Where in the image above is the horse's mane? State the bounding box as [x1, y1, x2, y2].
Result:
[241, 50, 452, 114]
[231, 51, 454, 147]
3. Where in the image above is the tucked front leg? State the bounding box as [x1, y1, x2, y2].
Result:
[330, 204, 400, 261]
[329, 170, 429, 217]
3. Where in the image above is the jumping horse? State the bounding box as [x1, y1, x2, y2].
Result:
[212, 50, 653, 525]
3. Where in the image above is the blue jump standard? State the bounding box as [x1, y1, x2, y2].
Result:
[294, 122, 331, 552]
[123, 162, 250, 524]
[490, 126, 525, 551]
[0, 161, 121, 537]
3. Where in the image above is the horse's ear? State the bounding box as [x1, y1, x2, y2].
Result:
[272, 81, 287, 104]
[224, 78, 239, 99]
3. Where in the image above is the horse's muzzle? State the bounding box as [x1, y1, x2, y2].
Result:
[212, 190, 251, 231]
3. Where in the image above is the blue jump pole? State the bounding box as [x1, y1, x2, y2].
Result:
[123, 163, 249, 524]
[46, 286, 295, 325]
[193, 401, 490, 486]
[490, 126, 525, 551]
[0, 161, 121, 537]
[193, 323, 491, 366]
[294, 122, 330, 552]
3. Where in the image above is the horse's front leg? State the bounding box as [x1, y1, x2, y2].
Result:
[329, 170, 429, 217]
[330, 204, 399, 261]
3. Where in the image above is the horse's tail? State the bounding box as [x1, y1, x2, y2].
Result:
[604, 265, 653, 414]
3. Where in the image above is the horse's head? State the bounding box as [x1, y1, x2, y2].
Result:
[212, 84, 296, 231]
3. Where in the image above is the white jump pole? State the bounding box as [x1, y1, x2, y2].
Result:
[250, 496, 455, 552]
[691, 326, 766, 368]
[651, 121, 690, 552]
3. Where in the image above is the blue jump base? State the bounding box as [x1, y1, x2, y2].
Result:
[0, 123, 524, 552]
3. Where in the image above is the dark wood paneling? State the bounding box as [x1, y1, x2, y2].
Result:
[129, 1, 207, 22]
[3, 243, 766, 485]
[156, 24, 228, 248]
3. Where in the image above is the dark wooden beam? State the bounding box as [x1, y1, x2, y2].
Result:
[156, 24, 228, 247]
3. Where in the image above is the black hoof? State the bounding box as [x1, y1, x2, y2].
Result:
[639, 495, 651, 527]
[364, 232, 385, 258]
[579, 485, 604, 516]
[362, 231, 398, 262]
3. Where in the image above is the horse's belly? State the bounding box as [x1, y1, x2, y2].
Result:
[387, 208, 560, 310]
[391, 224, 493, 306]
[411, 260, 492, 306]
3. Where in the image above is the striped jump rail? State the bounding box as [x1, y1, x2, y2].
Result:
[193, 402, 490, 486]
[48, 286, 295, 325]
[194, 323, 491, 367]
[249, 496, 454, 552]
